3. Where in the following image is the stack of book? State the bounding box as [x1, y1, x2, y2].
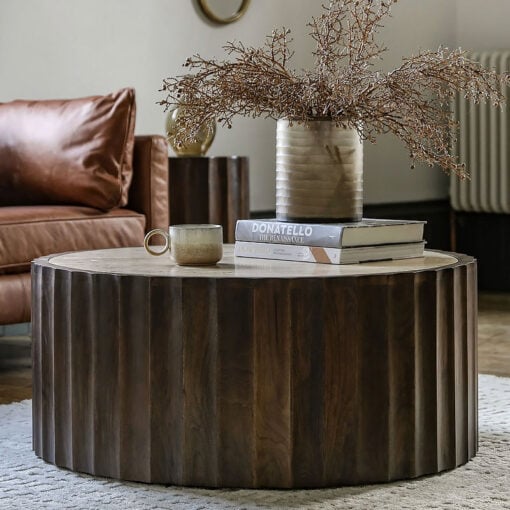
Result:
[234, 218, 426, 265]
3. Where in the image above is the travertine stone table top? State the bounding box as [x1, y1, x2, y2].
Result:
[47, 246, 458, 279]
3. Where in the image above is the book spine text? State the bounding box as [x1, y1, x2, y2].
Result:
[235, 220, 343, 248]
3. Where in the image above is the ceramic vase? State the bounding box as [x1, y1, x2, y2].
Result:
[276, 119, 363, 222]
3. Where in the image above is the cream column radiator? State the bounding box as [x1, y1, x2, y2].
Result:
[450, 51, 510, 213]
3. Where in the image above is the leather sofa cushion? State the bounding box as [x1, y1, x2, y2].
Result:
[0, 205, 145, 273]
[0, 273, 31, 324]
[0, 88, 136, 211]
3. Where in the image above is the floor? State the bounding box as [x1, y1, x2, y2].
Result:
[0, 292, 509, 405]
[0, 336, 31, 405]
[478, 292, 510, 377]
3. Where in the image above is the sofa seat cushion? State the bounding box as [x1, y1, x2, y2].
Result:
[0, 88, 136, 211]
[0, 273, 31, 324]
[0, 205, 145, 274]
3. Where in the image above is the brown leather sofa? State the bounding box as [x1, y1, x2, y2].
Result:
[0, 89, 169, 325]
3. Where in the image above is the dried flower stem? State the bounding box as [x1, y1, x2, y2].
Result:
[160, 0, 509, 177]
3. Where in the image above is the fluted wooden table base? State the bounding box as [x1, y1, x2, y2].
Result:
[32, 247, 477, 488]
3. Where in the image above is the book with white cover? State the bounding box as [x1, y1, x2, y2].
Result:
[235, 218, 425, 248]
[234, 240, 426, 265]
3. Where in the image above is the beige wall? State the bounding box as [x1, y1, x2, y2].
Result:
[362, 0, 456, 204]
[0, 1, 470, 210]
[456, 0, 510, 50]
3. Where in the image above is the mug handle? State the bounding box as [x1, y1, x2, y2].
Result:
[144, 229, 170, 256]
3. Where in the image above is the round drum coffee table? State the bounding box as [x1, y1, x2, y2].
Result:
[32, 246, 477, 488]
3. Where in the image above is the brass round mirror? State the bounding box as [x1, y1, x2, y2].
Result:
[197, 0, 250, 24]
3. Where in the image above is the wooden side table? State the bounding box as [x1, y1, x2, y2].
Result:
[168, 156, 249, 242]
[32, 247, 477, 488]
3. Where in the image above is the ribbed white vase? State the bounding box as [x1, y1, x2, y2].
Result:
[276, 119, 363, 222]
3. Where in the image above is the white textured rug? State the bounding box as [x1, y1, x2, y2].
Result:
[1, 375, 509, 510]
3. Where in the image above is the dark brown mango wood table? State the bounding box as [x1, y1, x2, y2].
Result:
[32, 246, 477, 488]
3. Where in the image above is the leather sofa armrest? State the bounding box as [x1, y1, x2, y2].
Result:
[128, 135, 169, 232]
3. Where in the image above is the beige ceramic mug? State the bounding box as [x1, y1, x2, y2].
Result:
[144, 224, 223, 266]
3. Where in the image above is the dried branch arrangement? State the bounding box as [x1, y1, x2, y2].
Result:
[160, 0, 509, 176]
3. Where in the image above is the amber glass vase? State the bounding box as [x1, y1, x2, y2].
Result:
[165, 106, 216, 156]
